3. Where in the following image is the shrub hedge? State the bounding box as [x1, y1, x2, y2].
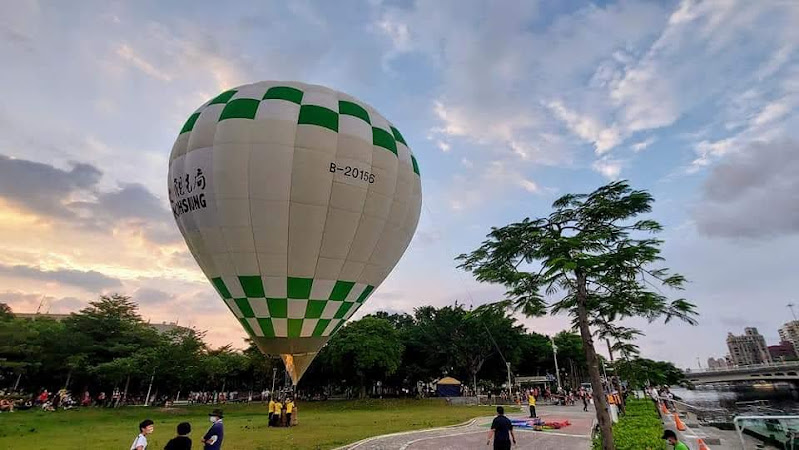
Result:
[593, 399, 666, 450]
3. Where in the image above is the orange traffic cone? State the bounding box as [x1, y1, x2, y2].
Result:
[661, 402, 669, 414]
[697, 438, 710, 450]
[673, 413, 687, 431]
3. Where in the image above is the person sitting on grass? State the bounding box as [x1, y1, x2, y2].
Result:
[164, 422, 192, 450]
[0, 398, 13, 412]
[130, 419, 154, 450]
[662, 429, 690, 450]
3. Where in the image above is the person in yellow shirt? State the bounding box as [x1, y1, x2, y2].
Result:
[528, 391, 537, 418]
[267, 397, 275, 427]
[271, 399, 283, 427]
[285, 398, 295, 427]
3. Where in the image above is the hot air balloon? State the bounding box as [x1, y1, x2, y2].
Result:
[168, 81, 422, 384]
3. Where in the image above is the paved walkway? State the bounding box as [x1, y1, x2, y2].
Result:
[338, 405, 594, 450]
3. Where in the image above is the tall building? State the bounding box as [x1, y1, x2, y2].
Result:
[768, 341, 797, 362]
[727, 327, 772, 366]
[707, 357, 728, 369]
[779, 321, 799, 351]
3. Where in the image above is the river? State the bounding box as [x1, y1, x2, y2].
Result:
[671, 383, 799, 416]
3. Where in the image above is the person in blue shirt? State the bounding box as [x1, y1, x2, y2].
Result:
[203, 409, 224, 450]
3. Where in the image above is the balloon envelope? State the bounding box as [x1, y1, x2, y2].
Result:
[168, 81, 422, 384]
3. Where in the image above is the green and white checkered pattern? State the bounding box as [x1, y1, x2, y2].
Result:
[177, 84, 420, 175]
[212, 275, 374, 338]
[168, 81, 422, 349]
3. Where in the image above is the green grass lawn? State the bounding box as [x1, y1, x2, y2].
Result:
[0, 399, 487, 449]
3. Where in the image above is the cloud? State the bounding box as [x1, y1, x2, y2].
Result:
[0, 153, 178, 244]
[545, 100, 621, 154]
[591, 158, 623, 180]
[379, 1, 667, 171]
[0, 263, 122, 291]
[631, 137, 656, 152]
[116, 44, 172, 81]
[133, 287, 177, 305]
[0, 154, 101, 219]
[694, 139, 799, 238]
[446, 160, 543, 211]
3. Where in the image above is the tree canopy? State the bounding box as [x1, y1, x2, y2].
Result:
[457, 180, 697, 450]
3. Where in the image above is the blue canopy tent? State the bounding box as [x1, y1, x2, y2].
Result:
[436, 377, 462, 397]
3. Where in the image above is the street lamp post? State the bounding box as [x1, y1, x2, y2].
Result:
[551, 336, 562, 391]
[506, 362, 513, 400]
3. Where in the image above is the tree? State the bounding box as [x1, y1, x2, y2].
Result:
[324, 317, 403, 398]
[457, 181, 697, 450]
[614, 358, 684, 389]
[0, 303, 13, 320]
[553, 331, 587, 388]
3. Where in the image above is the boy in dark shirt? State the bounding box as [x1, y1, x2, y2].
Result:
[164, 422, 192, 450]
[487, 406, 516, 450]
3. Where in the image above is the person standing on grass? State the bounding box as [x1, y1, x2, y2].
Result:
[131, 419, 154, 450]
[203, 409, 224, 450]
[271, 399, 283, 427]
[285, 398, 295, 427]
[662, 430, 689, 450]
[268, 396, 275, 426]
[164, 422, 192, 450]
[527, 391, 536, 418]
[487, 406, 516, 450]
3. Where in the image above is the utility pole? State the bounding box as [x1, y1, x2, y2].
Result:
[551, 336, 562, 391]
[506, 361, 513, 400]
[144, 372, 155, 407]
[789, 303, 797, 321]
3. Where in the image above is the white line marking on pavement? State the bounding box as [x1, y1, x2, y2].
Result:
[398, 430, 486, 450]
[342, 418, 480, 450]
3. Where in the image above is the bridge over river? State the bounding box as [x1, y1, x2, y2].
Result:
[686, 361, 799, 384]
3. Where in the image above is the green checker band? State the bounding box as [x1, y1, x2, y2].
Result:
[267, 298, 287, 318]
[357, 285, 374, 302]
[239, 318, 255, 336]
[372, 127, 397, 155]
[234, 298, 254, 317]
[263, 86, 303, 104]
[208, 89, 237, 105]
[212, 276, 375, 338]
[313, 319, 331, 337]
[258, 318, 275, 337]
[298, 105, 339, 132]
[211, 277, 232, 299]
[391, 126, 407, 146]
[411, 155, 420, 176]
[329, 280, 355, 301]
[339, 100, 371, 124]
[220, 98, 260, 121]
[180, 112, 201, 134]
[305, 300, 326, 319]
[287, 277, 313, 299]
[239, 275, 265, 298]
[182, 84, 420, 164]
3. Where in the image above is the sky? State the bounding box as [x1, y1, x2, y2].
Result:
[1, 0, 798, 370]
